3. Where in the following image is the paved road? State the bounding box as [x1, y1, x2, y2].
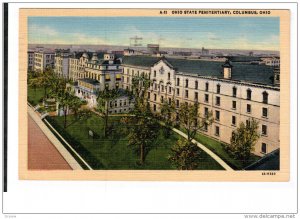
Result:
[28, 115, 72, 170]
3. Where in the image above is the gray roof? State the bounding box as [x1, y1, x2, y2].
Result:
[122, 56, 276, 86]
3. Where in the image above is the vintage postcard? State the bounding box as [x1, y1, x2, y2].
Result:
[19, 8, 290, 181]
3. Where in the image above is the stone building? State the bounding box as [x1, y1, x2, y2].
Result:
[33, 50, 55, 72]
[122, 55, 280, 156]
[54, 49, 70, 78]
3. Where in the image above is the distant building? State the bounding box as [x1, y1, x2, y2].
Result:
[27, 50, 35, 71]
[202, 47, 209, 55]
[147, 44, 159, 54]
[33, 50, 55, 72]
[124, 48, 135, 56]
[54, 49, 70, 78]
[261, 57, 280, 66]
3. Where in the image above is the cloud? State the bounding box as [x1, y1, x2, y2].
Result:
[29, 24, 58, 37]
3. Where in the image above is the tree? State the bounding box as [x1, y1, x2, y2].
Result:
[121, 75, 159, 165]
[178, 102, 213, 143]
[160, 99, 176, 137]
[121, 114, 159, 165]
[48, 74, 67, 99]
[38, 67, 55, 97]
[56, 88, 77, 128]
[228, 118, 260, 165]
[96, 88, 119, 137]
[168, 139, 202, 170]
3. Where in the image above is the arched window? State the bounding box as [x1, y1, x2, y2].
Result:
[216, 84, 221, 94]
[195, 81, 198, 89]
[205, 82, 209, 91]
[247, 89, 252, 100]
[185, 79, 189, 88]
[262, 91, 268, 104]
[232, 86, 237, 97]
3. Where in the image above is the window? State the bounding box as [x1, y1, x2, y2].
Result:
[205, 94, 209, 103]
[119, 100, 122, 107]
[176, 88, 180, 96]
[205, 82, 209, 91]
[195, 81, 198, 89]
[169, 87, 172, 93]
[216, 84, 220, 94]
[215, 96, 220, 106]
[161, 85, 164, 92]
[161, 96, 164, 103]
[177, 78, 180, 86]
[195, 92, 198, 101]
[215, 126, 220, 136]
[262, 91, 268, 104]
[168, 72, 170, 80]
[262, 125, 267, 136]
[246, 120, 250, 127]
[153, 104, 156, 112]
[215, 110, 220, 121]
[232, 116, 236, 126]
[185, 90, 189, 98]
[154, 70, 156, 77]
[232, 101, 236, 109]
[262, 107, 268, 117]
[185, 79, 189, 88]
[154, 83, 157, 90]
[203, 123, 208, 132]
[154, 94, 157, 101]
[247, 89, 252, 100]
[148, 92, 150, 99]
[204, 107, 208, 116]
[232, 87, 237, 97]
[176, 100, 180, 108]
[247, 104, 251, 113]
[168, 98, 171, 105]
[261, 143, 267, 154]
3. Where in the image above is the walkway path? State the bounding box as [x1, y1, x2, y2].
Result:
[28, 106, 83, 170]
[28, 115, 72, 170]
[171, 127, 234, 171]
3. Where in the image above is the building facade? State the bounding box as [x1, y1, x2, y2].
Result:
[33, 50, 55, 72]
[27, 50, 35, 71]
[122, 56, 280, 156]
[72, 53, 134, 112]
[54, 49, 70, 78]
[51, 49, 280, 156]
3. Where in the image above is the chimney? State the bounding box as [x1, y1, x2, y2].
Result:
[222, 59, 233, 79]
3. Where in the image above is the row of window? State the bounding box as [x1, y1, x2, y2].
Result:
[173, 82, 269, 104]
[213, 110, 268, 135]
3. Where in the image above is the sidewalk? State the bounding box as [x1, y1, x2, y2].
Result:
[28, 106, 83, 170]
[171, 127, 234, 171]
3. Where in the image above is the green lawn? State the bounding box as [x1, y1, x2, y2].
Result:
[46, 114, 224, 170]
[27, 87, 46, 106]
[192, 131, 260, 170]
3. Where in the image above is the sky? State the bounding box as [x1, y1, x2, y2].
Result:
[28, 17, 280, 51]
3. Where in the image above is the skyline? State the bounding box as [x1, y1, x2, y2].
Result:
[28, 17, 280, 51]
